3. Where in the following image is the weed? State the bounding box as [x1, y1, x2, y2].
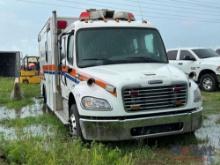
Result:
[0, 77, 40, 109]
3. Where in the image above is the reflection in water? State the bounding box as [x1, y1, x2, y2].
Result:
[0, 125, 53, 140]
[0, 98, 44, 120]
[195, 115, 220, 149]
[0, 98, 51, 139]
[168, 114, 220, 165]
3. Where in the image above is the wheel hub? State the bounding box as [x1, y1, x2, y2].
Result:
[70, 114, 77, 135]
[202, 78, 213, 90]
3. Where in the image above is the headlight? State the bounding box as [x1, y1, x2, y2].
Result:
[194, 87, 202, 102]
[81, 97, 112, 111]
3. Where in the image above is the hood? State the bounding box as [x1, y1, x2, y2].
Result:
[80, 63, 188, 87]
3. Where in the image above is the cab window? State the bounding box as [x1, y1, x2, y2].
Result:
[67, 34, 74, 65]
[167, 50, 178, 60]
[60, 36, 66, 61]
[180, 50, 195, 60]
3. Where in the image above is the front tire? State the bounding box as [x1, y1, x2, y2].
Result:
[69, 104, 84, 140]
[199, 73, 217, 92]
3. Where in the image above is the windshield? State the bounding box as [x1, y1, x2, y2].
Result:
[192, 49, 220, 59]
[76, 28, 168, 68]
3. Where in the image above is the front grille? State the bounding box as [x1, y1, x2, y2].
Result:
[122, 83, 187, 112]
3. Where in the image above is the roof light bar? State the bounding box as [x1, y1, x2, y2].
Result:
[79, 9, 135, 22]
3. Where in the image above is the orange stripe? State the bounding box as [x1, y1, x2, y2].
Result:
[43, 64, 117, 96]
[43, 64, 57, 71]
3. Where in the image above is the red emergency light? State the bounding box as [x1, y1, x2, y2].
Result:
[80, 11, 90, 21]
[57, 20, 67, 29]
[128, 13, 135, 21]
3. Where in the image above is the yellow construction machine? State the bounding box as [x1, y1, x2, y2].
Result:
[19, 56, 41, 84]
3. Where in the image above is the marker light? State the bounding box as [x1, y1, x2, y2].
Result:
[57, 20, 67, 29]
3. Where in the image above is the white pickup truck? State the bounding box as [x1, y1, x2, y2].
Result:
[167, 48, 220, 91]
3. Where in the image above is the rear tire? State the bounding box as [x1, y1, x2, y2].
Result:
[199, 73, 217, 92]
[69, 104, 84, 141]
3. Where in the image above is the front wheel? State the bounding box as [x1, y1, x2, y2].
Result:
[69, 104, 84, 140]
[199, 73, 218, 92]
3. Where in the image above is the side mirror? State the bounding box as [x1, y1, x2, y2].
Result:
[184, 55, 195, 61]
[188, 72, 196, 79]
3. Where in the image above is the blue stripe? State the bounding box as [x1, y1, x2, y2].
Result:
[65, 73, 80, 84]
[44, 71, 80, 84]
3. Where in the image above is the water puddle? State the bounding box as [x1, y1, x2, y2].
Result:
[168, 114, 220, 165]
[0, 98, 44, 120]
[0, 124, 53, 140]
[0, 126, 16, 140]
[0, 98, 52, 140]
[195, 115, 220, 149]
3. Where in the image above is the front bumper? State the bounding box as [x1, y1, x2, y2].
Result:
[80, 108, 202, 141]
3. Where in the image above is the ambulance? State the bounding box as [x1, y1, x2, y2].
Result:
[38, 9, 203, 141]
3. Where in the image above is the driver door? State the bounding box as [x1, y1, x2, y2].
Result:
[177, 50, 196, 75]
[60, 35, 69, 99]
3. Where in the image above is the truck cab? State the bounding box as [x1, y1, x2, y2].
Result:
[168, 48, 220, 91]
[39, 10, 202, 141]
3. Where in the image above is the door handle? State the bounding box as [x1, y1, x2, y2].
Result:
[178, 62, 183, 65]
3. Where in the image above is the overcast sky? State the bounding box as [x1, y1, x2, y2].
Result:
[0, 0, 220, 56]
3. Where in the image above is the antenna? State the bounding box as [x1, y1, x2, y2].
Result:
[137, 0, 144, 20]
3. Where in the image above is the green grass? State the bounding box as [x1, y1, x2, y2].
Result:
[0, 114, 185, 165]
[201, 91, 220, 115]
[0, 77, 220, 165]
[0, 77, 40, 109]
